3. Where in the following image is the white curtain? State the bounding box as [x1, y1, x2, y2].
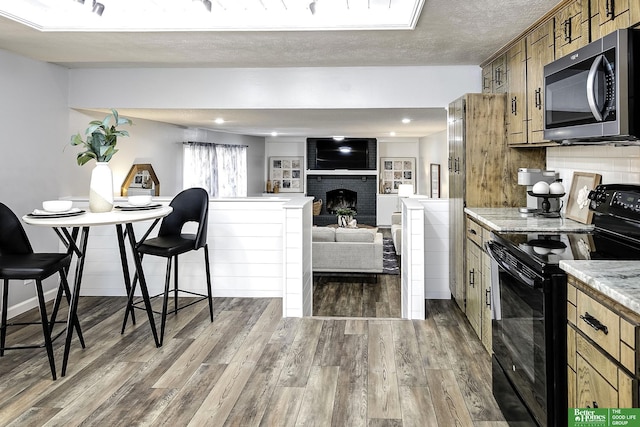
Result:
[183, 142, 247, 197]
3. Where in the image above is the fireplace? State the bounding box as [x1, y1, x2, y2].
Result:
[326, 188, 357, 214]
[307, 175, 376, 226]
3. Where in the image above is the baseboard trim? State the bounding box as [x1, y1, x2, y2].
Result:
[4, 287, 58, 320]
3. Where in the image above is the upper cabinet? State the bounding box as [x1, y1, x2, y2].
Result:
[526, 19, 555, 145]
[554, 0, 590, 59]
[591, 0, 640, 40]
[482, 54, 507, 94]
[506, 40, 527, 145]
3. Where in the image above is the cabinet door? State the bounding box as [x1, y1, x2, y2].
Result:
[576, 354, 620, 408]
[526, 20, 555, 144]
[482, 65, 493, 93]
[466, 240, 482, 337]
[591, 0, 634, 40]
[506, 40, 528, 145]
[448, 98, 465, 311]
[493, 54, 507, 94]
[554, 0, 589, 59]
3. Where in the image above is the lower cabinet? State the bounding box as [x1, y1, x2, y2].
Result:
[567, 275, 639, 408]
[465, 216, 492, 353]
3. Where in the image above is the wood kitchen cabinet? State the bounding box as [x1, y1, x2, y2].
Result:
[554, 0, 590, 59]
[482, 54, 507, 94]
[465, 217, 493, 353]
[591, 0, 640, 40]
[448, 93, 545, 315]
[567, 275, 640, 408]
[506, 39, 527, 145]
[526, 19, 555, 145]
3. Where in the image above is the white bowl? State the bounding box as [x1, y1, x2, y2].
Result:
[42, 200, 73, 213]
[128, 195, 152, 206]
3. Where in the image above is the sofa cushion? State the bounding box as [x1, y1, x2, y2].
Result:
[312, 227, 335, 242]
[335, 228, 376, 243]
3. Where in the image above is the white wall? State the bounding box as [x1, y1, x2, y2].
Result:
[62, 111, 267, 198]
[0, 49, 69, 312]
[68, 66, 482, 110]
[418, 130, 448, 198]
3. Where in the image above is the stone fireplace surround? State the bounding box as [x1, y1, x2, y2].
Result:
[307, 174, 377, 226]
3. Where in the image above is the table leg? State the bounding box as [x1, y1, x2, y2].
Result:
[115, 224, 136, 326]
[61, 226, 90, 377]
[124, 223, 161, 347]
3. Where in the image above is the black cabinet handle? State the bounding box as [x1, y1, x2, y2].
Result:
[535, 88, 542, 109]
[580, 312, 609, 335]
[587, 401, 599, 408]
[606, 0, 615, 19]
[448, 156, 452, 171]
[485, 289, 491, 307]
[468, 228, 477, 235]
[495, 68, 502, 86]
[564, 18, 572, 42]
[469, 269, 475, 287]
[511, 96, 517, 115]
[483, 76, 490, 91]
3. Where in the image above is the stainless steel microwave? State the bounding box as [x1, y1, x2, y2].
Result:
[543, 29, 640, 144]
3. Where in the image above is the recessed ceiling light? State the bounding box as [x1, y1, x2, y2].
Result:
[402, 118, 411, 124]
[214, 118, 225, 124]
[271, 131, 278, 137]
[390, 131, 396, 136]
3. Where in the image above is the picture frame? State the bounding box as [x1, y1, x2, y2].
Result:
[568, 234, 596, 260]
[269, 156, 304, 193]
[430, 163, 440, 198]
[380, 157, 415, 194]
[565, 171, 602, 224]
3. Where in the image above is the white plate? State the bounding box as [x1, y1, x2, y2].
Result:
[31, 207, 83, 216]
[114, 203, 162, 211]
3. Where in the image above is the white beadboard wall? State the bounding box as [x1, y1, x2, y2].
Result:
[71, 197, 312, 318]
[420, 198, 450, 300]
[401, 198, 426, 319]
[546, 146, 640, 206]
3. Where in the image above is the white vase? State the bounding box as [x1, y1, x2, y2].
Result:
[89, 162, 114, 213]
[337, 215, 352, 228]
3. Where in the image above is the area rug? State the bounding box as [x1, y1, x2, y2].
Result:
[383, 237, 400, 275]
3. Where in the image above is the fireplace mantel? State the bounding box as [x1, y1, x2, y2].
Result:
[306, 169, 377, 176]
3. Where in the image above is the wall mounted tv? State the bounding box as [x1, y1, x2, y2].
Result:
[309, 138, 374, 170]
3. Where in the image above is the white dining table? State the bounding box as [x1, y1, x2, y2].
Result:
[23, 205, 172, 376]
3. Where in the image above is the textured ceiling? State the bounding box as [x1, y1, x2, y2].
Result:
[0, 0, 562, 137]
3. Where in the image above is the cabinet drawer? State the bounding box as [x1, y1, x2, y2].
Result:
[577, 353, 619, 409]
[577, 289, 620, 360]
[466, 219, 483, 248]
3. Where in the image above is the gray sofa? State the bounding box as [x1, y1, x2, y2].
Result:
[312, 227, 383, 273]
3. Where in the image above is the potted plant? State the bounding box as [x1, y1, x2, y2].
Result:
[69, 109, 133, 212]
[335, 207, 357, 227]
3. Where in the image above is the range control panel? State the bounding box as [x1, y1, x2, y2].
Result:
[589, 184, 640, 220]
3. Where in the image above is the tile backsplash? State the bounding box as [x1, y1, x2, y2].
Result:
[546, 145, 640, 214]
[547, 145, 640, 187]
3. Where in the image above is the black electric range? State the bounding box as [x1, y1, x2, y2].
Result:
[488, 184, 640, 427]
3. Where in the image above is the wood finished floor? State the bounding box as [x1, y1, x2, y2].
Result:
[0, 296, 507, 426]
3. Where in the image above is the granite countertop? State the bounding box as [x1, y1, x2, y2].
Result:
[560, 260, 640, 315]
[464, 207, 594, 233]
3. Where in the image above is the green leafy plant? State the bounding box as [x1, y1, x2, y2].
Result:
[69, 109, 133, 165]
[335, 207, 357, 216]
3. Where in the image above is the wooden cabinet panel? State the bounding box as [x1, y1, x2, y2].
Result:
[591, 0, 634, 40]
[554, 0, 590, 59]
[466, 239, 481, 336]
[577, 289, 621, 360]
[568, 365, 577, 408]
[526, 20, 555, 144]
[577, 353, 619, 408]
[506, 40, 527, 145]
[482, 65, 493, 93]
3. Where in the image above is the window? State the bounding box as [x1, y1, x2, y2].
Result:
[183, 142, 247, 197]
